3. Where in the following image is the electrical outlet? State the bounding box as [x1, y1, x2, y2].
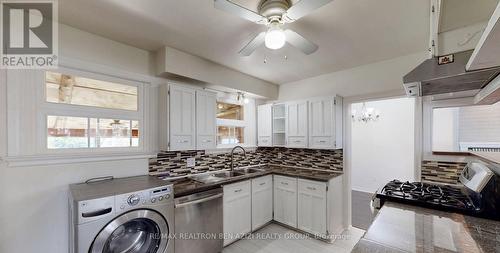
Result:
[277, 152, 283, 159]
[186, 157, 195, 168]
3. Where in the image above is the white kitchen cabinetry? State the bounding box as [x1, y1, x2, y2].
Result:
[196, 90, 217, 150]
[223, 180, 252, 246]
[169, 85, 196, 150]
[251, 175, 273, 230]
[286, 101, 308, 148]
[273, 175, 297, 228]
[257, 104, 273, 147]
[308, 96, 343, 149]
[297, 179, 327, 236]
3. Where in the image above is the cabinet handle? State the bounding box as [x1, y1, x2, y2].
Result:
[259, 182, 266, 186]
[234, 189, 242, 193]
[307, 186, 317, 191]
[294, 140, 301, 143]
[203, 140, 212, 143]
[178, 140, 189, 143]
[262, 140, 268, 142]
[281, 182, 289, 185]
[318, 140, 326, 143]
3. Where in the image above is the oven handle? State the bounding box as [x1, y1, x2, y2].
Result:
[175, 193, 223, 208]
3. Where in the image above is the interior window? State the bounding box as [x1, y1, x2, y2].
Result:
[46, 71, 138, 111]
[216, 102, 244, 120]
[47, 116, 139, 149]
[217, 126, 244, 145]
[432, 102, 500, 152]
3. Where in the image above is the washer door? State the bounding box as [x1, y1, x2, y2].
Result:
[90, 209, 169, 253]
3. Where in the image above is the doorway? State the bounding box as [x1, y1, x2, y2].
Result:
[350, 97, 416, 229]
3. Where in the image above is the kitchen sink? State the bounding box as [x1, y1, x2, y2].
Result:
[235, 168, 266, 174]
[189, 174, 227, 184]
[212, 171, 245, 178]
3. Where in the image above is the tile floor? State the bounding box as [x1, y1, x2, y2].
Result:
[223, 223, 365, 253]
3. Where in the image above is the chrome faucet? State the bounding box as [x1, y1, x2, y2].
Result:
[230, 146, 246, 171]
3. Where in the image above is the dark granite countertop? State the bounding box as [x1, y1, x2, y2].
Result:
[162, 165, 342, 198]
[352, 201, 500, 253]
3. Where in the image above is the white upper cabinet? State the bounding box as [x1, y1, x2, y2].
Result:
[308, 96, 343, 149]
[196, 90, 217, 150]
[286, 101, 308, 148]
[169, 85, 196, 150]
[257, 104, 273, 147]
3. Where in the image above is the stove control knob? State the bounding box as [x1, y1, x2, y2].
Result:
[165, 194, 171, 199]
[151, 197, 156, 203]
[127, 194, 140, 206]
[159, 196, 164, 201]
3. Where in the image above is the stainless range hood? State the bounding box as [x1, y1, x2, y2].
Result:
[403, 50, 500, 97]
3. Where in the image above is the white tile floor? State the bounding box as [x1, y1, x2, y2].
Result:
[223, 223, 365, 253]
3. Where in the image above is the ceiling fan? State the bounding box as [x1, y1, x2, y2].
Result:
[214, 0, 334, 56]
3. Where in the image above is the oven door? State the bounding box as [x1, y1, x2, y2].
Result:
[90, 209, 169, 253]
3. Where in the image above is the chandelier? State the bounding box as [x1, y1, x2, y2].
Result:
[352, 103, 380, 123]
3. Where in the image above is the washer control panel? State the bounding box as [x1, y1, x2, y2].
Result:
[115, 185, 173, 212]
[148, 185, 172, 204]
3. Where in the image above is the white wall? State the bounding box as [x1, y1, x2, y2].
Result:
[432, 107, 459, 151]
[278, 52, 428, 100]
[59, 24, 154, 75]
[351, 98, 415, 193]
[0, 25, 157, 253]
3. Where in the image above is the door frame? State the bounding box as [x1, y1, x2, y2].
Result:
[342, 89, 422, 227]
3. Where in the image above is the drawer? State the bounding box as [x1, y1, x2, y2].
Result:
[224, 180, 251, 202]
[298, 179, 327, 197]
[252, 175, 272, 192]
[309, 136, 333, 148]
[171, 135, 194, 150]
[258, 136, 272, 146]
[287, 136, 307, 148]
[274, 175, 297, 191]
[197, 135, 215, 149]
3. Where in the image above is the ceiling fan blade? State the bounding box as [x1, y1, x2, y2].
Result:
[239, 32, 266, 56]
[214, 0, 266, 23]
[284, 29, 318, 55]
[284, 0, 334, 21]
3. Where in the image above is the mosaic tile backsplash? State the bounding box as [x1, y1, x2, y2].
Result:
[149, 147, 343, 177]
[421, 160, 467, 185]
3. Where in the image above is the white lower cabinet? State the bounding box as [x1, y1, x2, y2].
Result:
[297, 179, 327, 236]
[273, 175, 297, 228]
[251, 175, 273, 230]
[223, 180, 251, 246]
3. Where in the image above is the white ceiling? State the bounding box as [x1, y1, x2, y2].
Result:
[58, 0, 430, 84]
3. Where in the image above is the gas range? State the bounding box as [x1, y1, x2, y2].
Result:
[375, 161, 500, 220]
[376, 180, 477, 214]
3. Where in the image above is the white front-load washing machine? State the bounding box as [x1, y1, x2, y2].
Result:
[69, 175, 174, 253]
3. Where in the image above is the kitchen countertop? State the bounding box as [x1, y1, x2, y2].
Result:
[162, 165, 342, 198]
[352, 202, 500, 253]
[471, 151, 500, 165]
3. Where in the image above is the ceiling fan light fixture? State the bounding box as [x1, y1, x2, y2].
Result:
[264, 25, 286, 50]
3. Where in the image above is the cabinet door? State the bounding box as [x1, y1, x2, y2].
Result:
[298, 179, 327, 236]
[252, 175, 273, 230]
[196, 90, 216, 150]
[257, 104, 273, 146]
[309, 97, 335, 149]
[286, 101, 308, 148]
[169, 85, 196, 150]
[273, 176, 297, 228]
[223, 180, 251, 246]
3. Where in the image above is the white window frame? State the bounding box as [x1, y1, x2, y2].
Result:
[216, 96, 255, 149]
[38, 67, 145, 154]
[422, 96, 478, 162]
